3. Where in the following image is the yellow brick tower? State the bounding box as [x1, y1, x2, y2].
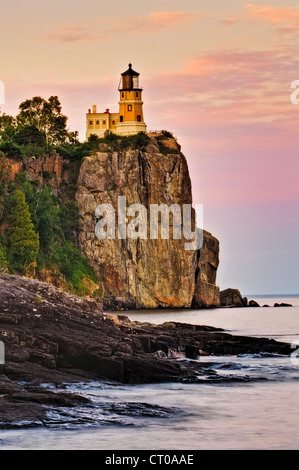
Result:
[115, 63, 147, 136]
[86, 63, 146, 140]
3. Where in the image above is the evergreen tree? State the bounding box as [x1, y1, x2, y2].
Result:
[7, 189, 39, 273]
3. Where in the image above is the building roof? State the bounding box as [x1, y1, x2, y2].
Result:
[121, 63, 139, 76]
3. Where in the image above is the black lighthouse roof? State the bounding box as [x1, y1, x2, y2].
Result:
[121, 63, 139, 76]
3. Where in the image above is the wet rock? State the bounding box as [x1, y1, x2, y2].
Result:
[0, 273, 293, 427]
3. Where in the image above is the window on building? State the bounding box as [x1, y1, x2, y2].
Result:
[112, 120, 115, 125]
[122, 92, 124, 98]
[96, 120, 99, 125]
[135, 92, 139, 98]
[120, 116, 123, 122]
[137, 115, 141, 122]
[89, 120, 93, 127]
[103, 120, 106, 125]
[128, 105, 132, 111]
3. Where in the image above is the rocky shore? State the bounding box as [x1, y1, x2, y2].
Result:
[0, 273, 293, 428]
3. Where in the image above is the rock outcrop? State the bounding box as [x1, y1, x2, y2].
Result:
[76, 136, 220, 309]
[220, 288, 248, 307]
[0, 274, 293, 427]
[5, 153, 67, 191]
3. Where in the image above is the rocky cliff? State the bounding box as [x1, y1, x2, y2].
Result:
[2, 134, 220, 309]
[75, 135, 220, 309]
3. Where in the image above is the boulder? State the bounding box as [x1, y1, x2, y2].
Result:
[249, 299, 260, 307]
[274, 302, 292, 307]
[220, 288, 247, 307]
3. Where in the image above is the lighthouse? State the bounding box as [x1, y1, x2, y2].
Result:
[115, 63, 147, 136]
[86, 63, 146, 140]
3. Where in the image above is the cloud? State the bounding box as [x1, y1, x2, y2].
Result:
[244, 4, 299, 25]
[243, 4, 299, 37]
[219, 17, 238, 26]
[220, 4, 299, 40]
[108, 11, 202, 33]
[147, 47, 299, 121]
[44, 11, 202, 43]
[44, 25, 104, 43]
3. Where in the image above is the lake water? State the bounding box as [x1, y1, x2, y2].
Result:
[1, 295, 299, 450]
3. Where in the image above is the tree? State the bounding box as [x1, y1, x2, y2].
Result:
[14, 125, 46, 147]
[59, 201, 82, 241]
[17, 96, 72, 146]
[32, 186, 60, 258]
[0, 141, 23, 160]
[7, 189, 39, 273]
[0, 114, 17, 142]
[0, 242, 8, 272]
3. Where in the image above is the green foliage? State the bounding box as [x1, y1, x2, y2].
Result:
[127, 131, 150, 150]
[55, 241, 97, 295]
[161, 130, 174, 138]
[59, 201, 82, 241]
[90, 131, 150, 153]
[14, 125, 46, 147]
[155, 139, 180, 155]
[7, 189, 39, 273]
[32, 186, 60, 258]
[0, 141, 23, 160]
[0, 241, 8, 273]
[0, 114, 17, 142]
[0, 153, 12, 207]
[0, 96, 78, 159]
[17, 96, 71, 146]
[2, 175, 96, 293]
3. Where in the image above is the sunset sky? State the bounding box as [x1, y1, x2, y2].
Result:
[1, 0, 298, 295]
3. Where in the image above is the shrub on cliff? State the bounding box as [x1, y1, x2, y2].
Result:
[55, 240, 98, 295]
[0, 141, 23, 160]
[7, 189, 39, 273]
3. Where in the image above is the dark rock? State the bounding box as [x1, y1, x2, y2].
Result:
[0, 273, 293, 427]
[274, 303, 292, 307]
[248, 300, 260, 307]
[220, 288, 247, 307]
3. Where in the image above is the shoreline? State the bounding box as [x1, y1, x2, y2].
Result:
[0, 273, 294, 429]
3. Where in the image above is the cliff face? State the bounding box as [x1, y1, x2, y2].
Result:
[2, 136, 220, 309]
[75, 136, 220, 309]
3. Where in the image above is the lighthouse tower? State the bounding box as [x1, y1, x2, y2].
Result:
[115, 63, 147, 136]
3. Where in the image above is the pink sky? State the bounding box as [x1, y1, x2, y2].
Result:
[1, 0, 298, 294]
